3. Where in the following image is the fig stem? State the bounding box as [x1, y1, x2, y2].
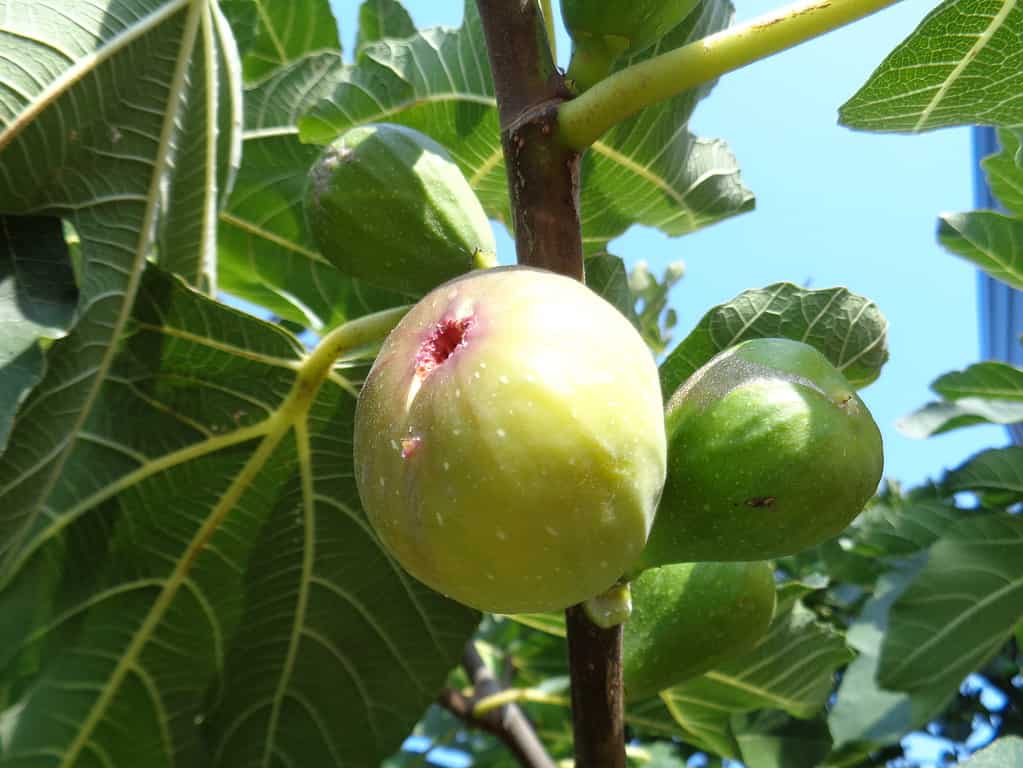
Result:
[472, 688, 571, 717]
[558, 0, 905, 149]
[582, 582, 633, 628]
[299, 305, 411, 387]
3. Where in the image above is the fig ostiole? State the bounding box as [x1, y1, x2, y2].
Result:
[639, 337, 884, 569]
[304, 122, 497, 298]
[354, 267, 667, 614]
[623, 560, 777, 702]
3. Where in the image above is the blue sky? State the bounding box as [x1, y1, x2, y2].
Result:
[328, 0, 1009, 490]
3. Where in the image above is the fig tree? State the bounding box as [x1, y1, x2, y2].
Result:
[562, 0, 701, 90]
[304, 123, 496, 298]
[624, 560, 776, 701]
[354, 267, 667, 614]
[638, 337, 883, 568]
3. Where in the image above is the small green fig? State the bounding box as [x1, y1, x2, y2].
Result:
[304, 123, 496, 298]
[638, 338, 884, 568]
[354, 267, 667, 614]
[624, 560, 776, 701]
[562, 0, 701, 90]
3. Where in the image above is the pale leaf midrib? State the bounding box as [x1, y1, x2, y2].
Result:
[261, 416, 317, 767]
[1, 0, 203, 580]
[5, 418, 274, 589]
[914, 0, 1020, 131]
[55, 408, 293, 767]
[885, 558, 1023, 684]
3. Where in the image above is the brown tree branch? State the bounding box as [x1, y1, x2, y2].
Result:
[474, 2, 626, 765]
[565, 605, 627, 768]
[475, 0, 584, 280]
[437, 643, 556, 768]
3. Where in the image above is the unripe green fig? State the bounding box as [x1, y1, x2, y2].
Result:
[639, 338, 883, 568]
[304, 123, 496, 297]
[562, 0, 701, 90]
[624, 560, 776, 701]
[354, 267, 667, 614]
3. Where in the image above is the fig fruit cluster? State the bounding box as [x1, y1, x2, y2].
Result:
[313, 120, 884, 699]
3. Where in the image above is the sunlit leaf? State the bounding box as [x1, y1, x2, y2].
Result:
[659, 283, 888, 397]
[840, 0, 1023, 132]
[899, 361, 1023, 437]
[0, 0, 241, 549]
[938, 211, 1023, 291]
[879, 514, 1023, 696]
[356, 0, 416, 57]
[242, 0, 341, 83]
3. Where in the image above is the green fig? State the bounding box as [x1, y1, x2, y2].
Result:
[304, 123, 496, 298]
[639, 338, 884, 567]
[624, 560, 776, 701]
[354, 266, 667, 614]
[562, 0, 701, 90]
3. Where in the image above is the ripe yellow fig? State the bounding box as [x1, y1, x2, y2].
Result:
[354, 267, 667, 614]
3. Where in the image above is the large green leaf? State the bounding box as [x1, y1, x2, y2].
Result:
[828, 558, 948, 753]
[217, 51, 404, 330]
[878, 514, 1023, 697]
[840, 0, 1023, 132]
[944, 447, 1023, 498]
[0, 0, 242, 541]
[898, 361, 1023, 437]
[659, 282, 889, 398]
[297, 0, 752, 254]
[938, 211, 1023, 290]
[0, 216, 78, 454]
[0, 267, 478, 766]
